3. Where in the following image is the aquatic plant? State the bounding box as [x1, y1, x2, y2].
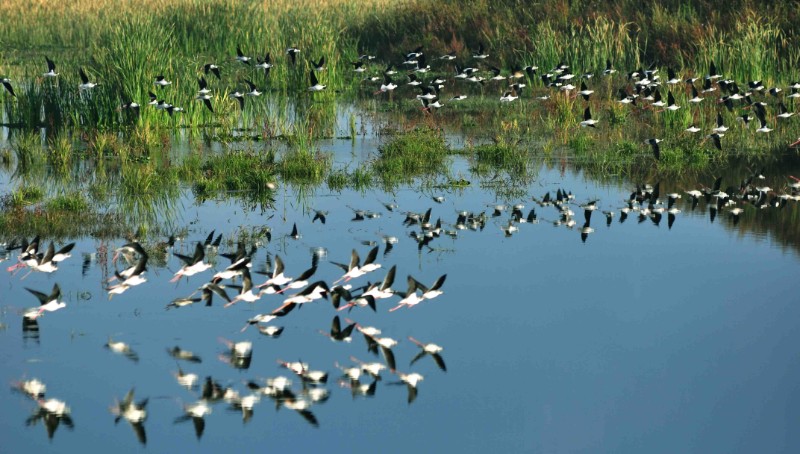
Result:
[373, 126, 451, 182]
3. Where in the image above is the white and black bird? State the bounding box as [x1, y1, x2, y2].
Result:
[580, 106, 598, 128]
[664, 91, 680, 111]
[196, 76, 211, 95]
[754, 105, 773, 133]
[195, 93, 213, 113]
[229, 90, 245, 109]
[308, 71, 326, 91]
[244, 79, 261, 97]
[203, 63, 221, 80]
[43, 57, 58, 77]
[286, 47, 300, 65]
[2, 77, 16, 97]
[236, 45, 251, 65]
[707, 133, 723, 150]
[78, 68, 98, 90]
[603, 59, 616, 75]
[472, 42, 489, 59]
[408, 337, 447, 372]
[154, 75, 171, 88]
[26, 283, 66, 317]
[644, 138, 662, 160]
[578, 81, 594, 100]
[311, 56, 326, 72]
[255, 53, 273, 75]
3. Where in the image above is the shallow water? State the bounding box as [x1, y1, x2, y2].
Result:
[2, 128, 800, 454]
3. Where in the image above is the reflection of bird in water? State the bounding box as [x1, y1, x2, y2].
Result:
[408, 337, 447, 372]
[111, 388, 148, 446]
[174, 400, 211, 440]
[320, 315, 356, 342]
[227, 393, 260, 424]
[14, 378, 47, 398]
[28, 398, 74, 440]
[168, 346, 202, 363]
[106, 338, 140, 363]
[218, 338, 253, 370]
[174, 366, 199, 389]
[350, 356, 387, 380]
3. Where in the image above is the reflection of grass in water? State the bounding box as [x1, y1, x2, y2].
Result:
[0, 149, 12, 171]
[0, 208, 131, 239]
[0, 187, 131, 239]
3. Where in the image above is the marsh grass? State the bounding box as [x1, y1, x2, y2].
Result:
[277, 149, 331, 185]
[45, 192, 89, 212]
[189, 150, 277, 197]
[12, 131, 44, 169]
[373, 126, 451, 184]
[0, 0, 383, 131]
[326, 165, 373, 191]
[1, 186, 44, 209]
[473, 143, 527, 171]
[48, 132, 74, 172]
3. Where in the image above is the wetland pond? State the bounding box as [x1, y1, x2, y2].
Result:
[1, 110, 800, 454]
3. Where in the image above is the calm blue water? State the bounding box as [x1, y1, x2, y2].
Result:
[2, 137, 800, 453]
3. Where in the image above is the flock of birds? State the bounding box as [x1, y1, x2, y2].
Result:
[1, 45, 800, 155]
[4, 208, 453, 443]
[6, 161, 800, 443]
[3, 39, 800, 446]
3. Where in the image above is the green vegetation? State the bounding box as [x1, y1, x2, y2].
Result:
[373, 126, 452, 185]
[1, 0, 800, 242]
[184, 150, 277, 210]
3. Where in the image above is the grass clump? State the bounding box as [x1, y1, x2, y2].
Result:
[48, 133, 74, 171]
[2, 187, 45, 209]
[374, 126, 451, 182]
[45, 193, 90, 212]
[12, 132, 44, 169]
[472, 143, 530, 176]
[326, 165, 373, 191]
[277, 149, 331, 185]
[191, 150, 277, 195]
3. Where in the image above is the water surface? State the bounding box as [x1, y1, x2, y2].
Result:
[2, 131, 800, 454]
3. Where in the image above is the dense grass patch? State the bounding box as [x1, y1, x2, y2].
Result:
[189, 150, 277, 196]
[373, 126, 451, 184]
[45, 193, 90, 212]
[277, 149, 331, 185]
